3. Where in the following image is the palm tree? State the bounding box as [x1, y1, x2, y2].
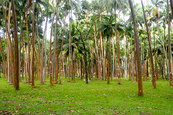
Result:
[40, 0, 49, 84]
[128, 0, 143, 96]
[49, 3, 57, 86]
[31, 0, 36, 88]
[11, 0, 19, 90]
[167, 0, 172, 86]
[141, 0, 156, 88]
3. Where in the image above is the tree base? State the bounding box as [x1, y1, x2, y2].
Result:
[72, 81, 76, 83]
[31, 86, 36, 88]
[67, 80, 70, 82]
[54, 81, 58, 84]
[9, 83, 13, 85]
[50, 84, 53, 86]
[39, 82, 44, 85]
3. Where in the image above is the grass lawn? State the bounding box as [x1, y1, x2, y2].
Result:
[0, 76, 173, 115]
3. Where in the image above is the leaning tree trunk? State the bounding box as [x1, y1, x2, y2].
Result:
[141, 0, 156, 88]
[11, 0, 19, 90]
[129, 0, 143, 96]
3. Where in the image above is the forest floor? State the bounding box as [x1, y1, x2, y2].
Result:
[0, 76, 173, 115]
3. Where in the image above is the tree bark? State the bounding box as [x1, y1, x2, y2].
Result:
[31, 0, 36, 88]
[40, 0, 49, 84]
[11, 0, 19, 90]
[129, 0, 143, 95]
[141, 0, 156, 88]
[115, 8, 121, 85]
[49, 5, 56, 86]
[167, 0, 173, 86]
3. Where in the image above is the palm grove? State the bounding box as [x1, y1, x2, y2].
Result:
[0, 0, 173, 96]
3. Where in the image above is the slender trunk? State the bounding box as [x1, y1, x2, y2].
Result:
[40, 0, 49, 84]
[124, 35, 128, 81]
[94, 24, 101, 82]
[112, 39, 115, 81]
[68, 0, 71, 82]
[72, 51, 75, 82]
[141, 0, 156, 88]
[31, 0, 36, 88]
[49, 6, 56, 86]
[11, 0, 19, 90]
[59, 11, 67, 84]
[99, 14, 102, 81]
[1, 0, 14, 82]
[36, 13, 40, 81]
[54, 4, 58, 84]
[129, 0, 143, 95]
[115, 9, 121, 85]
[167, 0, 173, 86]
[7, 2, 11, 83]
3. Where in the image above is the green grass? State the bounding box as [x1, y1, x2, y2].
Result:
[0, 76, 173, 115]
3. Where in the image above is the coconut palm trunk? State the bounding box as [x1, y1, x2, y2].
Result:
[31, 0, 36, 88]
[115, 9, 121, 85]
[141, 0, 156, 88]
[54, 4, 58, 84]
[68, 0, 72, 82]
[49, 5, 56, 86]
[129, 0, 143, 95]
[94, 24, 101, 82]
[40, 0, 49, 84]
[167, 0, 173, 86]
[59, 11, 67, 84]
[11, 0, 19, 90]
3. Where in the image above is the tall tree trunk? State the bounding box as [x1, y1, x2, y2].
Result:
[124, 35, 128, 81]
[141, 0, 156, 88]
[167, 0, 173, 86]
[112, 39, 115, 81]
[11, 0, 19, 90]
[54, 4, 58, 84]
[49, 6, 56, 86]
[1, 0, 13, 83]
[94, 24, 101, 82]
[40, 0, 49, 84]
[7, 1, 11, 83]
[26, 11, 30, 84]
[36, 12, 40, 81]
[115, 8, 121, 85]
[31, 0, 36, 88]
[59, 11, 67, 84]
[68, 0, 72, 82]
[99, 14, 102, 81]
[129, 0, 143, 95]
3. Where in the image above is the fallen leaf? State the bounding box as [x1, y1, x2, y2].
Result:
[71, 110, 74, 112]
